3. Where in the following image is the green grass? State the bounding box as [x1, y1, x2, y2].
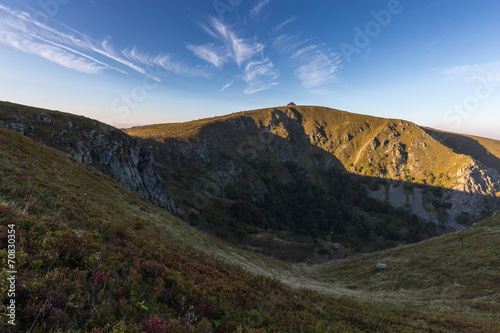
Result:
[305, 212, 500, 322]
[1, 125, 499, 332]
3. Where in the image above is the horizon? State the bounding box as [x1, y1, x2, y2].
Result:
[1, 0, 499, 140]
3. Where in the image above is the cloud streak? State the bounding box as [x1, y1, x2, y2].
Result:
[221, 81, 234, 92]
[0, 30, 104, 74]
[274, 33, 341, 88]
[0, 4, 128, 74]
[186, 43, 228, 69]
[123, 47, 211, 79]
[194, 17, 264, 67]
[250, 0, 272, 19]
[243, 59, 278, 94]
[273, 16, 295, 34]
[0, 4, 208, 81]
[443, 62, 500, 82]
[189, 16, 277, 94]
[295, 51, 341, 88]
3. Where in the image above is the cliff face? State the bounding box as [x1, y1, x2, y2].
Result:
[446, 162, 500, 222]
[0, 102, 176, 213]
[364, 160, 500, 229]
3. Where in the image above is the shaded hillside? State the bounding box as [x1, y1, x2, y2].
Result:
[2, 126, 497, 332]
[0, 101, 175, 212]
[424, 127, 500, 173]
[126, 105, 499, 260]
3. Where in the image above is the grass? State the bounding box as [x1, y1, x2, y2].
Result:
[305, 212, 500, 322]
[424, 127, 500, 173]
[125, 105, 482, 190]
[1, 125, 499, 331]
[2, 101, 500, 331]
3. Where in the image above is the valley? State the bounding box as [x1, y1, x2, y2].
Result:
[1, 101, 499, 331]
[125, 105, 499, 260]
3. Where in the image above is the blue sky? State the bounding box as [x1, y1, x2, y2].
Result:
[0, 0, 499, 139]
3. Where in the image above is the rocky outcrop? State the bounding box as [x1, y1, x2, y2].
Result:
[77, 129, 176, 213]
[160, 107, 498, 230]
[365, 161, 500, 229]
[366, 183, 440, 225]
[0, 104, 176, 213]
[445, 161, 500, 222]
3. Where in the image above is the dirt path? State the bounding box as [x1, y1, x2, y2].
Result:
[352, 124, 386, 166]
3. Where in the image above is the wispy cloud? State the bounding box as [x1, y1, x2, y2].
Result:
[0, 4, 207, 81]
[0, 30, 104, 74]
[185, 43, 228, 69]
[189, 16, 276, 94]
[0, 4, 135, 75]
[243, 59, 278, 94]
[291, 44, 318, 59]
[273, 16, 295, 34]
[272, 33, 308, 55]
[295, 51, 341, 88]
[195, 17, 264, 67]
[221, 81, 234, 92]
[0, 5, 116, 74]
[250, 0, 272, 19]
[274, 33, 341, 88]
[123, 46, 211, 78]
[443, 62, 500, 82]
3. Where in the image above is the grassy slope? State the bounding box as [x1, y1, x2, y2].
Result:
[424, 127, 500, 173]
[126, 105, 445, 259]
[1, 126, 498, 331]
[305, 212, 500, 322]
[126, 105, 483, 190]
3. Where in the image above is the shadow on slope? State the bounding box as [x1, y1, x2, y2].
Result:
[3, 125, 498, 332]
[133, 110, 497, 263]
[424, 127, 500, 172]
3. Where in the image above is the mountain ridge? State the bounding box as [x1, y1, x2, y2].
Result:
[126, 105, 499, 243]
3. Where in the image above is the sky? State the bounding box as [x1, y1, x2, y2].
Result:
[0, 0, 499, 139]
